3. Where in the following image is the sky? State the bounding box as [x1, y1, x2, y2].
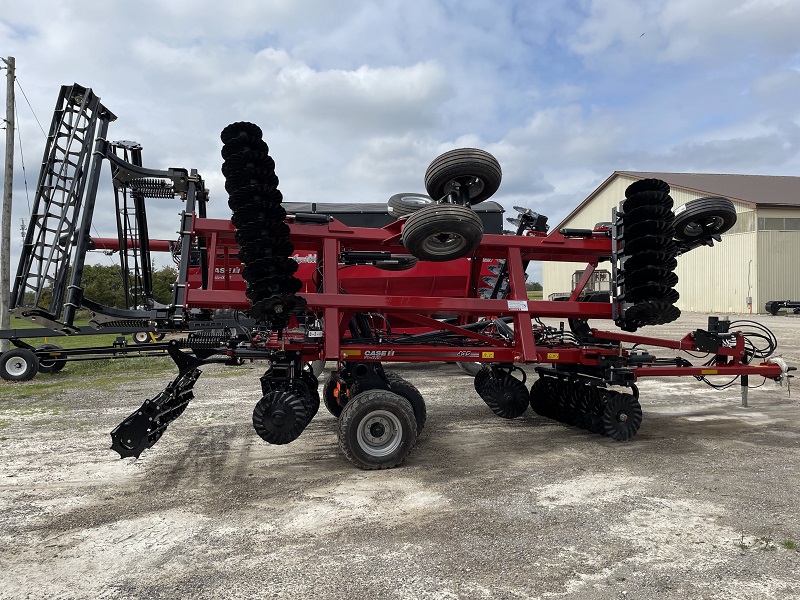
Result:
[1, 0, 800, 284]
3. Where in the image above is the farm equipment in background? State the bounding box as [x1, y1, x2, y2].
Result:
[1, 85, 793, 470]
[765, 300, 800, 315]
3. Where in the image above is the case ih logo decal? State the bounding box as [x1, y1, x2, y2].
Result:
[364, 350, 396, 359]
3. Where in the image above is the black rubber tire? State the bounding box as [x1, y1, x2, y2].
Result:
[401, 204, 483, 262]
[387, 193, 434, 217]
[673, 196, 737, 241]
[385, 372, 427, 434]
[132, 331, 152, 344]
[337, 389, 417, 470]
[457, 362, 483, 376]
[373, 256, 419, 271]
[36, 344, 66, 374]
[424, 148, 502, 204]
[0, 349, 40, 382]
[602, 391, 643, 441]
[323, 374, 346, 417]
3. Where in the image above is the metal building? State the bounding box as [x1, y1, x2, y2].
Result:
[542, 171, 800, 314]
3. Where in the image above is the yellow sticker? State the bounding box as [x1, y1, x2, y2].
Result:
[481, 351, 495, 359]
[547, 352, 560, 360]
[701, 369, 718, 375]
[342, 350, 361, 358]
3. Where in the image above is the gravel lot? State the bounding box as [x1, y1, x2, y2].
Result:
[1, 312, 799, 599]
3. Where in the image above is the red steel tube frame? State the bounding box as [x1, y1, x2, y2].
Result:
[181, 215, 784, 381]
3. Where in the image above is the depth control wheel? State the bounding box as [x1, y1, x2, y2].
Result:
[673, 196, 737, 241]
[401, 204, 483, 262]
[424, 148, 502, 204]
[387, 193, 434, 217]
[338, 389, 417, 470]
[0, 349, 39, 382]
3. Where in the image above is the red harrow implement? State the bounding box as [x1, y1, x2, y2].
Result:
[1, 93, 792, 470]
[110, 123, 792, 469]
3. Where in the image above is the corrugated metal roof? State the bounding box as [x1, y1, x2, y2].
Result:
[618, 171, 800, 208]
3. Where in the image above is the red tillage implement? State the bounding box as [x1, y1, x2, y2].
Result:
[1, 98, 791, 470]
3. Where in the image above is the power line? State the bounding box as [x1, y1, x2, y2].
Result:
[13, 97, 32, 214]
[15, 77, 47, 138]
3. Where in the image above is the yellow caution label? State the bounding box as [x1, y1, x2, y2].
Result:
[481, 351, 495, 359]
[547, 352, 560, 360]
[342, 350, 361, 358]
[701, 369, 718, 375]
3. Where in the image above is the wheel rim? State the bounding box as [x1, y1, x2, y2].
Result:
[682, 215, 725, 237]
[356, 409, 403, 457]
[442, 175, 485, 200]
[422, 232, 468, 256]
[400, 195, 431, 207]
[134, 332, 149, 343]
[7, 358, 29, 377]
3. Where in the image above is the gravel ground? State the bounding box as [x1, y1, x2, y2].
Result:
[1, 312, 799, 599]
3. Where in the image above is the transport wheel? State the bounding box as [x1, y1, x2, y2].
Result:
[602, 390, 642, 441]
[424, 148, 502, 204]
[252, 390, 310, 445]
[401, 204, 483, 262]
[338, 389, 417, 470]
[36, 344, 66, 374]
[673, 196, 737, 241]
[0, 349, 39, 381]
[387, 193, 434, 217]
[385, 371, 427, 434]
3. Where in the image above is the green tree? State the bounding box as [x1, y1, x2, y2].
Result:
[80, 264, 127, 308]
[525, 281, 543, 292]
[152, 266, 178, 305]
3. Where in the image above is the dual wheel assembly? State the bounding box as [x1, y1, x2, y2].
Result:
[254, 367, 426, 470]
[399, 148, 502, 262]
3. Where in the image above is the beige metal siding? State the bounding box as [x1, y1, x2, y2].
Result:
[672, 195, 756, 313]
[544, 174, 762, 313]
[673, 232, 757, 313]
[757, 230, 800, 305]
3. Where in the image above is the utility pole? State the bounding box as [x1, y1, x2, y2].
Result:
[1, 56, 14, 353]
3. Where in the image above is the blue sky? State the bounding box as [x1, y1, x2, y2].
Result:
[1, 0, 800, 282]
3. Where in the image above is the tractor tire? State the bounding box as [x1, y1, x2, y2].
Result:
[36, 344, 67, 374]
[424, 148, 502, 204]
[673, 196, 737, 241]
[337, 389, 417, 470]
[401, 204, 483, 262]
[387, 193, 434, 217]
[0, 349, 39, 381]
[385, 372, 427, 434]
